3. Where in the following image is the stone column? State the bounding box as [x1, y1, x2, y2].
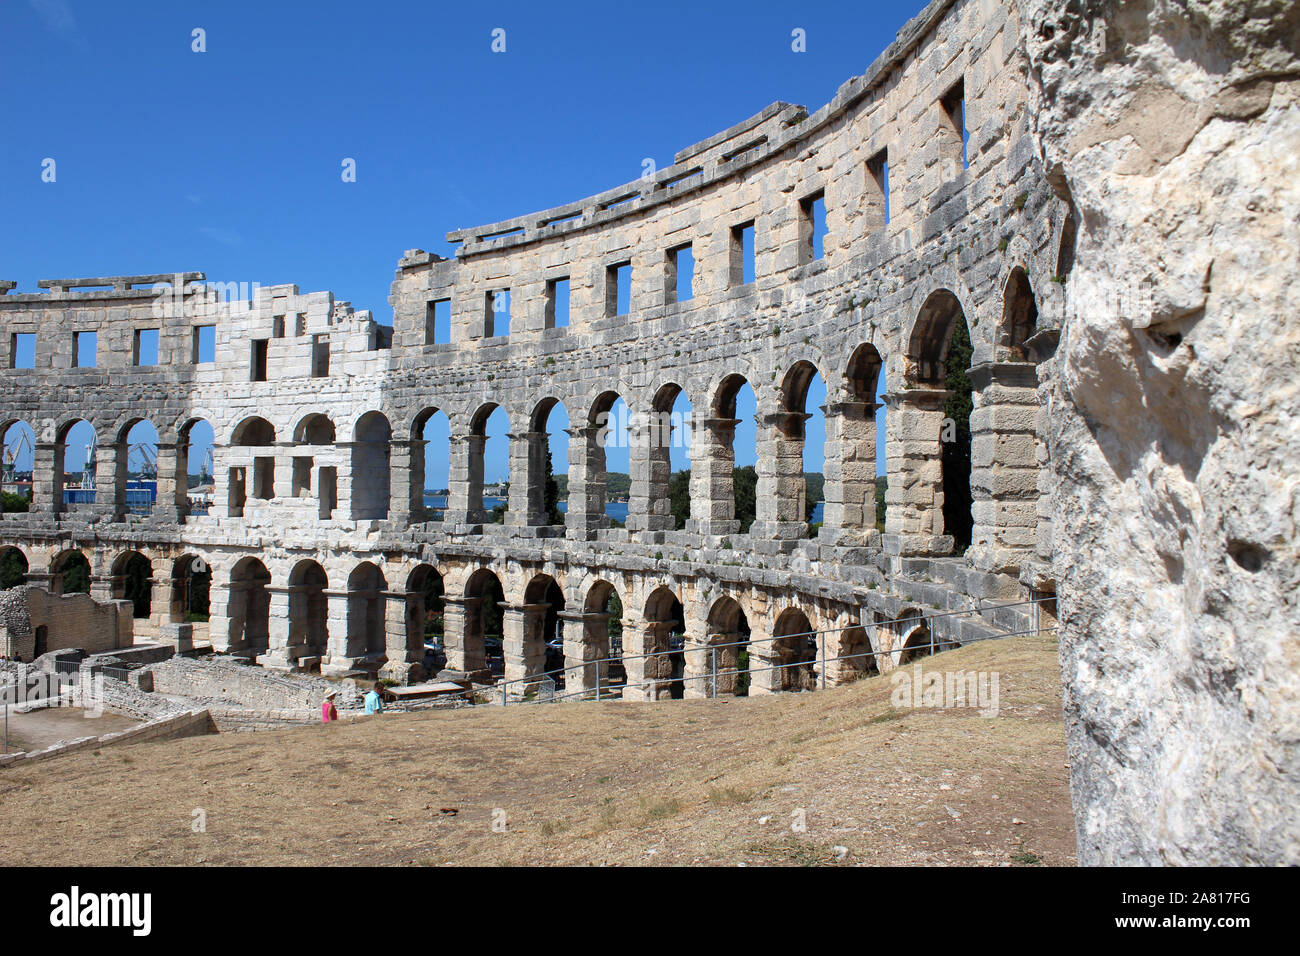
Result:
[882, 387, 952, 557]
[624, 412, 655, 535]
[443, 434, 486, 527]
[388, 440, 418, 527]
[33, 441, 59, 514]
[153, 440, 184, 523]
[441, 596, 485, 674]
[621, 619, 674, 701]
[560, 610, 608, 698]
[98, 441, 126, 521]
[258, 584, 293, 669]
[820, 401, 878, 545]
[320, 588, 352, 673]
[686, 417, 741, 536]
[751, 410, 811, 540]
[500, 602, 548, 694]
[967, 362, 1041, 576]
[565, 425, 607, 540]
[379, 589, 424, 683]
[207, 581, 234, 653]
[506, 430, 549, 528]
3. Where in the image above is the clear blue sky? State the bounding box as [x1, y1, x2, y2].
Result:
[1, 0, 916, 485]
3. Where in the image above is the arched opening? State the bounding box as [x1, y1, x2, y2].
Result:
[777, 361, 827, 537]
[294, 414, 336, 445]
[0, 546, 29, 589]
[899, 619, 946, 664]
[471, 404, 510, 524]
[1, 420, 36, 510]
[648, 383, 692, 532]
[530, 398, 570, 528]
[413, 407, 450, 522]
[407, 564, 445, 675]
[583, 579, 625, 695]
[773, 608, 818, 692]
[291, 414, 335, 506]
[229, 416, 276, 515]
[582, 391, 630, 530]
[465, 568, 506, 677]
[710, 375, 758, 534]
[346, 562, 388, 658]
[228, 557, 271, 654]
[642, 586, 686, 699]
[707, 595, 751, 697]
[1002, 268, 1039, 360]
[121, 419, 159, 517]
[170, 554, 210, 622]
[832, 344, 883, 540]
[351, 411, 392, 520]
[50, 549, 90, 595]
[289, 560, 329, 665]
[180, 418, 215, 518]
[111, 550, 153, 620]
[832, 624, 878, 683]
[909, 290, 974, 553]
[58, 419, 97, 512]
[524, 573, 567, 687]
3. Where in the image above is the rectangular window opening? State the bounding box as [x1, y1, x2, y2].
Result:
[941, 79, 969, 171]
[799, 190, 827, 264]
[485, 289, 511, 337]
[866, 148, 890, 229]
[134, 329, 159, 366]
[605, 262, 631, 317]
[666, 244, 695, 305]
[73, 331, 97, 368]
[546, 278, 571, 328]
[311, 334, 330, 377]
[11, 333, 35, 369]
[425, 298, 451, 345]
[251, 339, 268, 381]
[730, 221, 755, 287]
[193, 325, 216, 364]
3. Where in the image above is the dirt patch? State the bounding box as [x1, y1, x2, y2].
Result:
[0, 635, 1075, 866]
[2, 706, 139, 755]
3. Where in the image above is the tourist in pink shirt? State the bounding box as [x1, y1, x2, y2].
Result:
[321, 690, 338, 723]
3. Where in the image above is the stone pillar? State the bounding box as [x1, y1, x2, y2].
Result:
[443, 434, 486, 526]
[820, 401, 878, 545]
[560, 610, 608, 698]
[882, 387, 953, 557]
[388, 440, 417, 527]
[622, 619, 674, 701]
[207, 580, 234, 653]
[379, 589, 424, 683]
[686, 417, 741, 536]
[624, 412, 655, 535]
[751, 410, 811, 540]
[441, 596, 486, 674]
[506, 431, 549, 528]
[153, 440, 184, 523]
[321, 588, 351, 671]
[98, 441, 126, 521]
[565, 425, 607, 540]
[147, 575, 170, 631]
[33, 441, 58, 514]
[258, 584, 293, 669]
[500, 602, 548, 694]
[967, 362, 1041, 576]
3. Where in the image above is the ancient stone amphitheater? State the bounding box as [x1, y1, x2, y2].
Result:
[1, 0, 1296, 865]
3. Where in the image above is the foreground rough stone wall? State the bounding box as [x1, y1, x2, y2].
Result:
[1022, 0, 1300, 864]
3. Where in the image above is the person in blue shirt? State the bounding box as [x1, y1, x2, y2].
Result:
[364, 682, 385, 715]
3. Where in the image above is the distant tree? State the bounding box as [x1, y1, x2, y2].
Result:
[943, 319, 974, 553]
[804, 471, 824, 524]
[545, 453, 563, 526]
[1, 490, 29, 513]
[490, 481, 509, 524]
[668, 469, 690, 530]
[875, 475, 888, 533]
[61, 557, 90, 595]
[0, 549, 28, 589]
[734, 465, 757, 533]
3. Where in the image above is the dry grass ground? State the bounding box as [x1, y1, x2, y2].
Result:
[0, 635, 1075, 866]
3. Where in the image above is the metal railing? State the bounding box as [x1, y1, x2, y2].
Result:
[430, 595, 1057, 708]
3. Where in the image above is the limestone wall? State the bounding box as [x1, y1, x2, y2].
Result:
[1021, 0, 1300, 864]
